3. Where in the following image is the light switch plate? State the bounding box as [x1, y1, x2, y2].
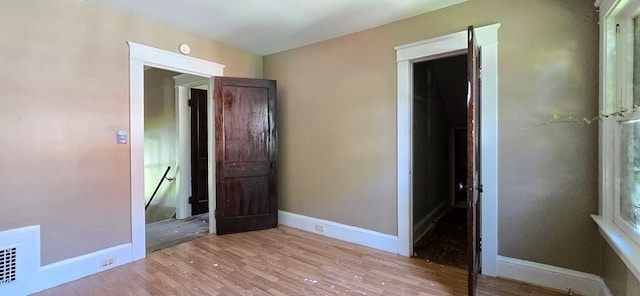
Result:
[116, 131, 127, 144]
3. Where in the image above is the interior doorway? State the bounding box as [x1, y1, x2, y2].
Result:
[128, 42, 226, 260]
[143, 67, 211, 253]
[395, 24, 500, 277]
[411, 54, 468, 269]
[143, 67, 181, 224]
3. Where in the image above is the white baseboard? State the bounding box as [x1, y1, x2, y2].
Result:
[413, 198, 450, 244]
[1, 226, 133, 296]
[1, 223, 614, 296]
[278, 211, 398, 254]
[497, 256, 611, 296]
[29, 243, 132, 295]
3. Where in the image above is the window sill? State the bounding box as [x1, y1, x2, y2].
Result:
[592, 214, 640, 281]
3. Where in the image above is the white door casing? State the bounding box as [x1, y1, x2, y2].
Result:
[395, 24, 500, 276]
[128, 42, 224, 260]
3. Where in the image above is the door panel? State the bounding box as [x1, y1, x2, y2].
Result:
[467, 25, 482, 296]
[215, 77, 277, 235]
[220, 177, 270, 216]
[190, 88, 209, 216]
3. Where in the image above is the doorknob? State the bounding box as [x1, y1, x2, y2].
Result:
[459, 182, 483, 193]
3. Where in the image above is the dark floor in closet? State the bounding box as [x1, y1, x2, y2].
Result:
[413, 207, 467, 269]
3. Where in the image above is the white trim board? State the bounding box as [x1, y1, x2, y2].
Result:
[497, 256, 612, 296]
[128, 42, 225, 260]
[34, 244, 131, 295]
[0, 234, 131, 296]
[395, 23, 500, 276]
[278, 211, 398, 254]
[593, 215, 640, 281]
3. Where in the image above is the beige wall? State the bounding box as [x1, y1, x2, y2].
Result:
[0, 0, 261, 265]
[264, 0, 600, 273]
[0, 0, 609, 279]
[601, 237, 640, 296]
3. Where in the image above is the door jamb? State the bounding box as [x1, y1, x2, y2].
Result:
[128, 42, 224, 260]
[395, 24, 500, 276]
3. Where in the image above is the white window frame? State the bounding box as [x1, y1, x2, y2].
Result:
[595, 0, 640, 281]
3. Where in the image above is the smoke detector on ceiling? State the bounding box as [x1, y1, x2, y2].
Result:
[178, 43, 190, 55]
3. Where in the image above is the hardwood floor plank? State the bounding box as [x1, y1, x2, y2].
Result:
[34, 226, 568, 296]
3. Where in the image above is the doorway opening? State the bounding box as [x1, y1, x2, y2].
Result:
[411, 54, 468, 269]
[143, 67, 211, 253]
[128, 42, 226, 260]
[395, 24, 500, 276]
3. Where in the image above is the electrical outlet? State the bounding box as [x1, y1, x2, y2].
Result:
[315, 224, 324, 233]
[100, 258, 115, 268]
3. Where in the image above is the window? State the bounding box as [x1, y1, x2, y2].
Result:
[596, 0, 640, 280]
[612, 4, 640, 242]
[618, 119, 640, 235]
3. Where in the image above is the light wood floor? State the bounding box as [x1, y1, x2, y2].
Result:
[34, 226, 568, 296]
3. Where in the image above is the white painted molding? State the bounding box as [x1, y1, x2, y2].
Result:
[278, 211, 398, 254]
[128, 41, 224, 260]
[497, 256, 610, 296]
[0, 224, 612, 296]
[32, 244, 132, 295]
[128, 42, 225, 75]
[593, 215, 640, 281]
[0, 243, 133, 296]
[173, 73, 209, 87]
[395, 23, 500, 62]
[594, 0, 618, 16]
[395, 23, 500, 276]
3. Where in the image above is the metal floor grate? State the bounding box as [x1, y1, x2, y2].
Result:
[0, 247, 17, 285]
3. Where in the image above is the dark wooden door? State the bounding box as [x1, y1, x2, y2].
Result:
[214, 77, 277, 235]
[467, 25, 482, 296]
[190, 88, 209, 215]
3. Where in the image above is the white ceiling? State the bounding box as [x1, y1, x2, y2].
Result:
[87, 0, 466, 55]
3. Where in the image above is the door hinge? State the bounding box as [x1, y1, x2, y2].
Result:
[479, 67, 482, 81]
[188, 99, 192, 107]
[188, 196, 193, 204]
[214, 208, 218, 219]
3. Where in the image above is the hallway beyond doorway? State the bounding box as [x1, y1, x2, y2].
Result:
[146, 213, 209, 253]
[414, 207, 467, 269]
